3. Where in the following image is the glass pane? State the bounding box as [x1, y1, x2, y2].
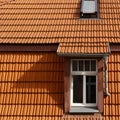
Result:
[91, 60, 96, 71]
[79, 60, 84, 71]
[86, 76, 96, 103]
[87, 76, 96, 83]
[73, 75, 83, 103]
[85, 60, 90, 71]
[72, 60, 77, 71]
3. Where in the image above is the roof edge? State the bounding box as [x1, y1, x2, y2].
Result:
[57, 52, 110, 57]
[0, 43, 59, 52]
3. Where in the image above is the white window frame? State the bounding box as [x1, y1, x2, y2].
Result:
[70, 59, 98, 107]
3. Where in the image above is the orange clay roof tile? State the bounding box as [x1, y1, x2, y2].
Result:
[0, 0, 120, 47]
[0, 51, 120, 119]
[103, 52, 120, 119]
[57, 42, 109, 54]
[0, 52, 64, 119]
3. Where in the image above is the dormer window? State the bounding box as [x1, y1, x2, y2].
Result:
[80, 0, 99, 19]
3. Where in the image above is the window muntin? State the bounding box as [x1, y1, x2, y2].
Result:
[72, 60, 78, 71]
[71, 59, 97, 107]
[72, 60, 96, 72]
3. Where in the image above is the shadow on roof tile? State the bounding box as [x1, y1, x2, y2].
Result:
[73, 1, 81, 19]
[10, 53, 64, 110]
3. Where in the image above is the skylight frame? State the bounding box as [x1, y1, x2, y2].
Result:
[80, 0, 99, 19]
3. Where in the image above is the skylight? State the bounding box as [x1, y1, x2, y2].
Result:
[80, 0, 99, 19]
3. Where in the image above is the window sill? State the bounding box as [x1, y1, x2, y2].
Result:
[70, 106, 99, 113]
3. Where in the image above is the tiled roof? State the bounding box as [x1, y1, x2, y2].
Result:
[0, 0, 14, 5]
[104, 52, 120, 120]
[0, 52, 64, 120]
[0, 1, 120, 119]
[0, 0, 120, 53]
[57, 42, 110, 55]
[0, 52, 120, 119]
[62, 115, 103, 120]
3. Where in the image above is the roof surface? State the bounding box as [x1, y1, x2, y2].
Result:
[105, 52, 120, 120]
[0, 52, 120, 119]
[57, 42, 109, 55]
[0, 0, 120, 54]
[0, 52, 64, 120]
[0, 0, 120, 119]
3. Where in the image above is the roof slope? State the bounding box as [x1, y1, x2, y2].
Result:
[0, 0, 120, 54]
[104, 52, 120, 120]
[0, 51, 120, 120]
[0, 0, 14, 5]
[0, 52, 64, 120]
[0, 0, 120, 44]
[57, 42, 110, 55]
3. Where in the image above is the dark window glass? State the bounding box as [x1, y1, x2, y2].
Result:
[87, 76, 96, 83]
[79, 60, 84, 71]
[72, 61, 77, 71]
[80, 14, 98, 18]
[85, 60, 90, 71]
[86, 76, 96, 103]
[73, 75, 83, 103]
[91, 60, 96, 71]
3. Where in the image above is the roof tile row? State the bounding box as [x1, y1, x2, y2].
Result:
[57, 42, 109, 54]
[0, 51, 120, 119]
[0, 0, 120, 50]
[0, 52, 64, 119]
[104, 52, 120, 119]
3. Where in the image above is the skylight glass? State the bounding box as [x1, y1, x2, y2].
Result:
[80, 0, 99, 19]
[83, 0, 96, 13]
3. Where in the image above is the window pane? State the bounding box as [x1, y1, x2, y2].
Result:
[79, 60, 84, 71]
[85, 60, 90, 71]
[73, 75, 83, 103]
[87, 76, 96, 83]
[91, 60, 96, 71]
[86, 76, 96, 103]
[72, 60, 77, 71]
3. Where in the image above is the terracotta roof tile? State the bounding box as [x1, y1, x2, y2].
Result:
[0, 52, 120, 119]
[0, 0, 14, 5]
[62, 115, 103, 120]
[0, 52, 64, 119]
[57, 42, 109, 54]
[104, 52, 120, 119]
[0, 0, 120, 119]
[0, 0, 120, 47]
